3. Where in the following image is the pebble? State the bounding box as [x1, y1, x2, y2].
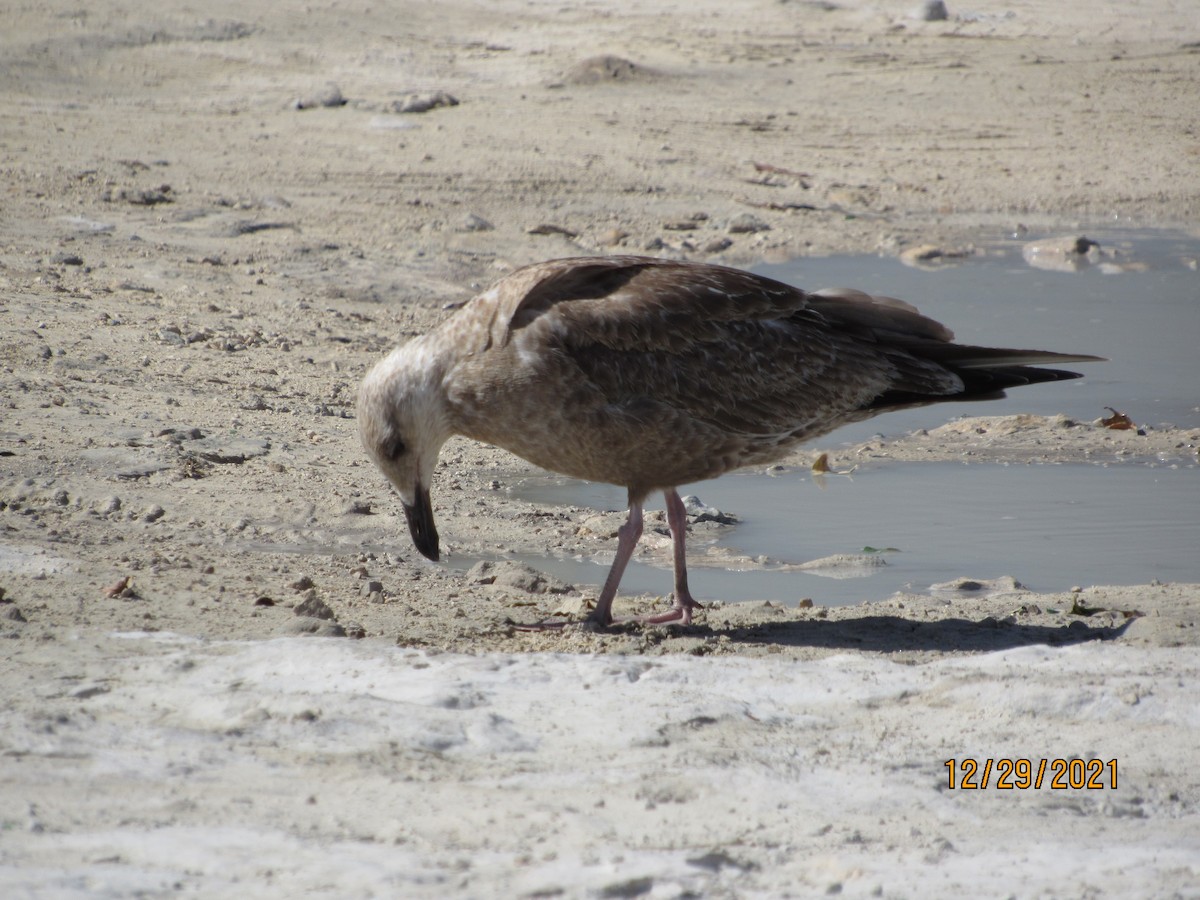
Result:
[292, 83, 346, 110]
[727, 213, 770, 234]
[599, 228, 630, 246]
[527, 223, 578, 238]
[930, 575, 1026, 594]
[898, 243, 973, 268]
[2, 606, 28, 623]
[391, 91, 458, 114]
[681, 495, 738, 525]
[459, 213, 494, 232]
[1021, 235, 1102, 273]
[913, 0, 948, 21]
[295, 594, 336, 620]
[281, 618, 346, 637]
[559, 55, 647, 86]
[103, 185, 173, 206]
[467, 560, 573, 595]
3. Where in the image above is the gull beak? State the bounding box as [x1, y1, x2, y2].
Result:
[402, 483, 440, 562]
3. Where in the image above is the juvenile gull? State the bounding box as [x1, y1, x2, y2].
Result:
[358, 255, 1101, 626]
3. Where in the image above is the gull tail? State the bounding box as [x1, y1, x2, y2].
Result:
[870, 344, 1105, 410]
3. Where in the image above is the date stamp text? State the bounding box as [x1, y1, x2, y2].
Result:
[944, 758, 1118, 790]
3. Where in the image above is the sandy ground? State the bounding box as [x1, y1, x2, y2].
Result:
[2, 0, 1199, 896]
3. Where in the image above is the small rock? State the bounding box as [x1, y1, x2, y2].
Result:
[551, 595, 593, 618]
[913, 0, 948, 21]
[104, 185, 173, 205]
[467, 560, 572, 594]
[1022, 235, 1102, 273]
[70, 683, 110, 699]
[703, 236, 733, 253]
[460, 213, 494, 232]
[391, 91, 458, 113]
[560, 55, 649, 85]
[142, 504, 165, 523]
[295, 594, 336, 620]
[930, 575, 1026, 594]
[526, 223, 578, 238]
[282, 619, 346, 637]
[293, 83, 346, 110]
[727, 213, 770, 234]
[51, 252, 85, 266]
[599, 228, 630, 246]
[681, 495, 738, 525]
[899, 243, 973, 268]
[2, 606, 27, 623]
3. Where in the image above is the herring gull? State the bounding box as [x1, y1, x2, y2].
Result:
[358, 255, 1101, 626]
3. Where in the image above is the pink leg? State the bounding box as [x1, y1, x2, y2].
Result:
[516, 491, 699, 629]
[635, 489, 703, 625]
[588, 498, 644, 626]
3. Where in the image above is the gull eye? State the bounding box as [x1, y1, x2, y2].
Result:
[383, 434, 407, 461]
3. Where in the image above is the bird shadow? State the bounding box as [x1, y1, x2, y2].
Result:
[682, 612, 1134, 654]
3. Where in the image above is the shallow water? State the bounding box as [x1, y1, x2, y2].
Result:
[507, 462, 1199, 606]
[498, 230, 1200, 607]
[757, 228, 1200, 442]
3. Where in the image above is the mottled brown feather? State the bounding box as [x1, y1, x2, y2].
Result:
[366, 255, 1102, 502]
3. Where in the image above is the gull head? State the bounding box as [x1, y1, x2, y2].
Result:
[358, 338, 452, 562]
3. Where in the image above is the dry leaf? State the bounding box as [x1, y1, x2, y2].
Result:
[1101, 407, 1134, 430]
[811, 452, 857, 476]
[104, 576, 131, 598]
